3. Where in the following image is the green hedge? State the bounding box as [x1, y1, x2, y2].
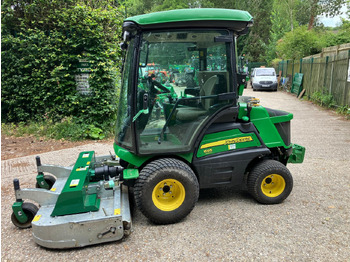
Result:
[1, 1, 123, 138]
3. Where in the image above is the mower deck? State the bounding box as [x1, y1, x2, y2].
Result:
[31, 184, 131, 249]
[12, 155, 132, 249]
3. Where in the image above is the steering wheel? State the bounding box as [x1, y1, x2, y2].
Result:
[146, 74, 170, 96]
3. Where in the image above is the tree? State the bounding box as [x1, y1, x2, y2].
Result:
[241, 0, 273, 61]
[122, 0, 214, 16]
[279, 0, 298, 31]
[122, 0, 154, 16]
[152, 0, 191, 12]
[266, 2, 291, 62]
[276, 26, 324, 59]
[307, 0, 346, 29]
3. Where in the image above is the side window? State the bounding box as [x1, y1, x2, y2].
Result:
[207, 45, 227, 71]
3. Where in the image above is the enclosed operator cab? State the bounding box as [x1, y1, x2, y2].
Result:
[115, 9, 253, 157]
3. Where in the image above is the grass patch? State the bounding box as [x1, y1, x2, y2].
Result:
[1, 117, 114, 141]
[309, 90, 349, 119]
[336, 106, 350, 119]
[310, 90, 335, 108]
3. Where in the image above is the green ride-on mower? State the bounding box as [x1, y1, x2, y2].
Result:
[10, 8, 305, 249]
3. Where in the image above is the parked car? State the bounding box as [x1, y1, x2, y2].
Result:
[251, 67, 278, 91]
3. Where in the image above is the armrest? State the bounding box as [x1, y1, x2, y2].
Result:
[184, 87, 200, 96]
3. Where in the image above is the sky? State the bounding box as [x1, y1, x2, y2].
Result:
[318, 4, 349, 27]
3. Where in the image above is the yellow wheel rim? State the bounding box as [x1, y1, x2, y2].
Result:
[152, 179, 185, 211]
[261, 174, 286, 197]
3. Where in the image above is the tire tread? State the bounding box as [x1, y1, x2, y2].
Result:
[247, 160, 293, 204]
[134, 158, 199, 224]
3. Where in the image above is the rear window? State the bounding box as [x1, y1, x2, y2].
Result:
[256, 68, 276, 76]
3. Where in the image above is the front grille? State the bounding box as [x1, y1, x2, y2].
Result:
[259, 81, 273, 84]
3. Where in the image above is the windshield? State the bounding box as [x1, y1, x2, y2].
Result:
[256, 68, 276, 76]
[135, 30, 234, 154]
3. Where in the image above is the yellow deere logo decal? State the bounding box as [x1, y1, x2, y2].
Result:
[201, 136, 253, 149]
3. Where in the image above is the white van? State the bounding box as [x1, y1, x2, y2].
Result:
[251, 67, 278, 91]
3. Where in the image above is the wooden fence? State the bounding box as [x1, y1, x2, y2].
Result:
[278, 45, 350, 107]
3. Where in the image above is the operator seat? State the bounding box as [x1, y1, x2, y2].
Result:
[176, 75, 219, 121]
[199, 75, 219, 110]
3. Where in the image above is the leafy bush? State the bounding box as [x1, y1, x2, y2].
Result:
[276, 26, 324, 60]
[270, 58, 282, 68]
[1, 1, 123, 139]
[310, 90, 334, 108]
[336, 106, 350, 115]
[322, 20, 350, 47]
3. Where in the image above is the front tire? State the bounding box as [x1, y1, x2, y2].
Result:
[11, 202, 38, 229]
[134, 158, 199, 224]
[247, 160, 293, 204]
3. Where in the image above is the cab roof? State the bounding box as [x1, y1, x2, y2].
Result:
[123, 8, 253, 34]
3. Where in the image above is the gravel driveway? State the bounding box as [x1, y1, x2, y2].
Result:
[2, 88, 350, 261]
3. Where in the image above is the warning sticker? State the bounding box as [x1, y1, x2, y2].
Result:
[114, 208, 121, 215]
[33, 215, 42, 222]
[70, 179, 80, 187]
[228, 144, 236, 150]
[76, 167, 87, 171]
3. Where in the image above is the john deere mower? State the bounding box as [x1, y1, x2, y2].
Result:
[10, 8, 305, 249]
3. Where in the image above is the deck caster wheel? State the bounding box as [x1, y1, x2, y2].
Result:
[134, 158, 199, 224]
[247, 160, 293, 204]
[36, 175, 56, 189]
[11, 203, 39, 229]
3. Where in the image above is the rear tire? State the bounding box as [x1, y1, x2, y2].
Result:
[134, 158, 199, 224]
[247, 160, 293, 204]
[11, 202, 38, 229]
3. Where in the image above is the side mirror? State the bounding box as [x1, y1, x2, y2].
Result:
[120, 42, 128, 51]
